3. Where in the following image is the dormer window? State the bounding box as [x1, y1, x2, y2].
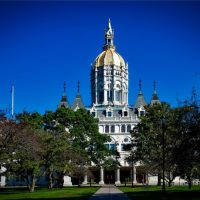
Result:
[124, 111, 128, 116]
[107, 111, 112, 117]
[140, 111, 145, 116]
[92, 112, 96, 117]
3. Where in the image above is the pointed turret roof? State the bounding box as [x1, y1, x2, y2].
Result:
[71, 81, 85, 111]
[134, 80, 147, 108]
[151, 81, 160, 105]
[58, 82, 69, 108]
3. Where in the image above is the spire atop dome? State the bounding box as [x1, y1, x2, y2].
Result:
[103, 18, 115, 50]
[108, 18, 112, 32]
[151, 80, 160, 105]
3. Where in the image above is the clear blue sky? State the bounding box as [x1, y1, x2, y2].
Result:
[0, 1, 200, 114]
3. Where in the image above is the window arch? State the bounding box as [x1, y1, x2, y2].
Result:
[105, 137, 116, 152]
[111, 125, 115, 133]
[105, 125, 109, 133]
[127, 125, 131, 132]
[115, 90, 121, 101]
[121, 125, 126, 133]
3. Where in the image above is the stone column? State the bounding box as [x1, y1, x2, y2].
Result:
[82, 174, 88, 185]
[115, 168, 121, 185]
[99, 167, 104, 185]
[95, 69, 98, 104]
[133, 165, 137, 184]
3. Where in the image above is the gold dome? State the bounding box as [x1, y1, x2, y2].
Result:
[93, 48, 126, 68]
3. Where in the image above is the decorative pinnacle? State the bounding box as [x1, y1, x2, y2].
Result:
[154, 80, 156, 92]
[108, 18, 112, 30]
[63, 82, 66, 93]
[139, 80, 142, 94]
[103, 18, 115, 50]
[78, 80, 80, 93]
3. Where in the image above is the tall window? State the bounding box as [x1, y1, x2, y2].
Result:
[109, 144, 115, 152]
[115, 90, 120, 101]
[99, 91, 104, 103]
[127, 125, 131, 132]
[105, 125, 109, 133]
[111, 125, 115, 133]
[105, 143, 116, 152]
[107, 111, 112, 117]
[124, 111, 128, 116]
[121, 125, 126, 133]
[107, 90, 113, 101]
[110, 91, 113, 101]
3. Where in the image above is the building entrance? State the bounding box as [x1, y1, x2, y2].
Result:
[104, 170, 115, 184]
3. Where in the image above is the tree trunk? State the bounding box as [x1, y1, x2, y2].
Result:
[25, 176, 31, 191]
[188, 178, 192, 189]
[58, 172, 64, 188]
[29, 175, 37, 192]
[48, 172, 53, 189]
[168, 180, 172, 187]
[157, 172, 161, 186]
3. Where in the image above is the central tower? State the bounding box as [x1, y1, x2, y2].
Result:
[91, 19, 128, 106]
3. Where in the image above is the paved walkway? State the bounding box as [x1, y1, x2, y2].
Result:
[88, 185, 131, 200]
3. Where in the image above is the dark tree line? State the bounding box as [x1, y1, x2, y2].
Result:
[130, 93, 200, 188]
[0, 108, 111, 192]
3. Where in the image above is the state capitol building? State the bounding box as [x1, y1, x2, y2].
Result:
[58, 19, 160, 186]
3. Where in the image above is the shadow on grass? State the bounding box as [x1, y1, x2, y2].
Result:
[121, 187, 200, 200]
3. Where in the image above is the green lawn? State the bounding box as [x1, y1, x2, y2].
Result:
[119, 185, 200, 200]
[0, 186, 99, 200]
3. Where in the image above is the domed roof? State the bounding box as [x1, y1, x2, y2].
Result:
[93, 48, 126, 68]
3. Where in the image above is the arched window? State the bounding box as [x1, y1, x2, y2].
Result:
[105, 125, 109, 133]
[99, 91, 104, 103]
[121, 125, 126, 133]
[115, 90, 121, 101]
[105, 138, 116, 152]
[127, 125, 131, 132]
[111, 125, 115, 133]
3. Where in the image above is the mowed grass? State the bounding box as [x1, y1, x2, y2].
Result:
[0, 186, 99, 200]
[119, 185, 200, 200]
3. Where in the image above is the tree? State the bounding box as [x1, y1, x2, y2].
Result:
[172, 92, 200, 188]
[43, 108, 111, 186]
[0, 112, 45, 192]
[131, 91, 200, 189]
[131, 102, 177, 186]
